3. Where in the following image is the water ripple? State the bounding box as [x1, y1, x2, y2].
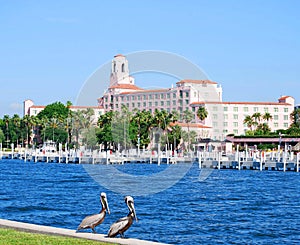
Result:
[0, 159, 300, 244]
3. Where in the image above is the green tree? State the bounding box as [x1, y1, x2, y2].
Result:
[196, 106, 208, 122]
[182, 109, 194, 152]
[0, 128, 5, 143]
[290, 108, 300, 127]
[37, 101, 69, 121]
[263, 112, 273, 123]
[243, 115, 254, 131]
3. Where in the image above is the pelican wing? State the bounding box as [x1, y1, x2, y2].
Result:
[78, 213, 105, 230]
[108, 216, 129, 237]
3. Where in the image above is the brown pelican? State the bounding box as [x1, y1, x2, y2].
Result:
[108, 196, 138, 238]
[77, 192, 110, 233]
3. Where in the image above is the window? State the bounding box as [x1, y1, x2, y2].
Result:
[121, 63, 125, 72]
[233, 122, 238, 127]
[233, 107, 238, 112]
[284, 108, 289, 113]
[161, 101, 164, 106]
[149, 95, 153, 99]
[167, 101, 170, 106]
[192, 107, 195, 112]
[213, 106, 218, 111]
[132, 96, 135, 101]
[137, 95, 141, 100]
[132, 103, 135, 107]
[149, 109, 152, 113]
[234, 114, 238, 120]
[223, 122, 228, 127]
[186, 92, 189, 97]
[233, 129, 238, 135]
[173, 100, 176, 106]
[155, 94, 159, 99]
[173, 93, 176, 98]
[155, 101, 158, 106]
[224, 114, 228, 119]
[143, 95, 147, 100]
[113, 62, 116, 72]
[254, 107, 259, 112]
[223, 129, 228, 134]
[185, 99, 189, 104]
[274, 107, 279, 112]
[284, 115, 288, 120]
[149, 102, 152, 107]
[284, 123, 288, 128]
[143, 102, 146, 107]
[213, 122, 218, 127]
[223, 107, 228, 111]
[274, 115, 278, 120]
[243, 107, 249, 112]
[161, 94, 164, 99]
[167, 94, 170, 99]
[264, 107, 268, 112]
[274, 122, 278, 128]
[213, 114, 218, 120]
[121, 97, 124, 101]
[137, 102, 141, 107]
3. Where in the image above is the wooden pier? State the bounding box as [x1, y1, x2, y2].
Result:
[0, 148, 300, 172]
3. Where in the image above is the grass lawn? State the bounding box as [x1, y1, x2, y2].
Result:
[0, 228, 117, 245]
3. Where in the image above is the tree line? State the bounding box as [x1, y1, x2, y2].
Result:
[0, 102, 209, 152]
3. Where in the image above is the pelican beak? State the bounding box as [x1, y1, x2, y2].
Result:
[105, 199, 110, 214]
[131, 203, 138, 222]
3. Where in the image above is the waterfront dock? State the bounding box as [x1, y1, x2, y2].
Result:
[0, 147, 299, 172]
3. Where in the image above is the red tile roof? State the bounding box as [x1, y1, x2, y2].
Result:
[69, 105, 103, 109]
[170, 122, 211, 129]
[176, 79, 217, 85]
[120, 88, 169, 95]
[114, 54, 125, 58]
[109, 84, 143, 90]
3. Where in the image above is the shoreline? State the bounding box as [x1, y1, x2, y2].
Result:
[0, 219, 168, 245]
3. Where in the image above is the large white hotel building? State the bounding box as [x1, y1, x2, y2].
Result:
[25, 54, 295, 141]
[98, 54, 295, 141]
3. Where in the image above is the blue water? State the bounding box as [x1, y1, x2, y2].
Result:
[1, 159, 300, 244]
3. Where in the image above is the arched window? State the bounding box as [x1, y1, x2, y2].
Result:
[113, 63, 116, 72]
[121, 63, 125, 72]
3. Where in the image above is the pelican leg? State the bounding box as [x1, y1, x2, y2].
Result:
[92, 228, 97, 234]
[120, 232, 125, 238]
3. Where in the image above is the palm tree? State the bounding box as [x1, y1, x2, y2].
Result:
[12, 114, 21, 146]
[197, 106, 208, 122]
[243, 115, 254, 131]
[252, 112, 262, 123]
[23, 115, 34, 147]
[263, 112, 273, 123]
[3, 115, 10, 148]
[182, 109, 194, 152]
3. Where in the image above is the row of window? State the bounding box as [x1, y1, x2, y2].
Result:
[220, 114, 290, 120]
[222, 121, 290, 128]
[222, 106, 289, 113]
[110, 100, 191, 108]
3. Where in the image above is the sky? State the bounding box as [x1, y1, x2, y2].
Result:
[0, 0, 299, 117]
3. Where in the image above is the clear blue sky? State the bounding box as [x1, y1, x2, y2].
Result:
[0, 0, 299, 117]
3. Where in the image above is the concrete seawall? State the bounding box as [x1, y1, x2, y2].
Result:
[0, 219, 169, 245]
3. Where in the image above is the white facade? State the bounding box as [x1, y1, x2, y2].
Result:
[98, 54, 295, 140]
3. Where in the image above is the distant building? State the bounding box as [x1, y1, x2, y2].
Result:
[23, 99, 104, 125]
[98, 55, 295, 140]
